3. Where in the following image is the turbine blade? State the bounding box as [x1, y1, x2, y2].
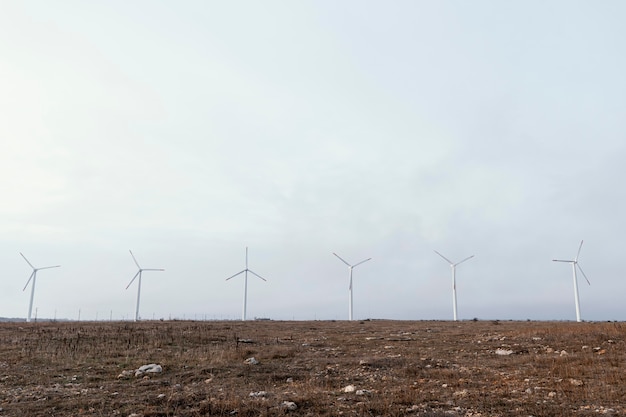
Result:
[142, 268, 164, 271]
[577, 264, 591, 285]
[576, 240, 584, 261]
[455, 255, 474, 266]
[129, 250, 141, 269]
[552, 259, 574, 263]
[353, 257, 372, 267]
[434, 250, 453, 265]
[333, 253, 351, 266]
[126, 271, 140, 289]
[38, 265, 61, 270]
[23, 271, 35, 291]
[248, 270, 267, 281]
[20, 252, 35, 269]
[226, 270, 246, 281]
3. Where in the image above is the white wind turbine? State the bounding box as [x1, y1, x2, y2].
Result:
[225, 247, 267, 321]
[21, 253, 60, 323]
[434, 250, 474, 321]
[125, 250, 164, 322]
[553, 240, 591, 322]
[333, 252, 371, 321]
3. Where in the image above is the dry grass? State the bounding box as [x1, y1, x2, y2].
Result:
[0, 320, 625, 416]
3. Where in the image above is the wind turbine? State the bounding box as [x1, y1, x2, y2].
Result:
[553, 240, 591, 322]
[126, 250, 164, 322]
[434, 250, 474, 321]
[333, 252, 371, 321]
[21, 253, 60, 323]
[225, 247, 267, 321]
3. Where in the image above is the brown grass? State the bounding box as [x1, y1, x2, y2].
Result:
[0, 320, 624, 416]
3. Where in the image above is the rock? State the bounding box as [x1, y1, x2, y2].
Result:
[286, 377, 293, 383]
[249, 391, 269, 398]
[343, 385, 356, 393]
[157, 393, 166, 399]
[495, 348, 514, 356]
[281, 401, 297, 411]
[569, 378, 583, 386]
[117, 370, 134, 379]
[244, 357, 259, 365]
[453, 389, 468, 397]
[356, 389, 372, 396]
[559, 350, 568, 357]
[135, 364, 162, 377]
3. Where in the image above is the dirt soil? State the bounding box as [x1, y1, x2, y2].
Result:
[0, 320, 625, 416]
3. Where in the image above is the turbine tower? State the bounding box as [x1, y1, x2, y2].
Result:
[434, 250, 474, 321]
[126, 250, 164, 322]
[225, 247, 267, 321]
[20, 253, 60, 323]
[553, 240, 591, 322]
[333, 252, 371, 321]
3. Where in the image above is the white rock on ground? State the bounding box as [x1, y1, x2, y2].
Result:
[244, 357, 259, 365]
[249, 391, 269, 398]
[117, 370, 134, 379]
[495, 348, 514, 356]
[135, 364, 163, 377]
[281, 401, 297, 411]
[343, 385, 356, 393]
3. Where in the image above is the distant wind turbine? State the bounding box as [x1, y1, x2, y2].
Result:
[333, 252, 371, 321]
[126, 250, 164, 322]
[225, 247, 267, 321]
[553, 240, 591, 322]
[434, 250, 474, 321]
[20, 253, 60, 323]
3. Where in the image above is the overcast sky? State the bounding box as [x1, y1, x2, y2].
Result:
[2, 1, 626, 322]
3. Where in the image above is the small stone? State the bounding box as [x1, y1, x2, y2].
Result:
[249, 391, 269, 398]
[281, 401, 297, 411]
[157, 393, 166, 399]
[548, 391, 557, 398]
[569, 378, 583, 386]
[560, 350, 568, 356]
[244, 357, 259, 365]
[495, 348, 514, 356]
[355, 389, 372, 396]
[117, 370, 134, 379]
[286, 377, 293, 383]
[135, 364, 163, 377]
[343, 385, 356, 393]
[453, 389, 468, 397]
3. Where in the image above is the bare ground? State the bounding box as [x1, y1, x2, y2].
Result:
[0, 320, 624, 416]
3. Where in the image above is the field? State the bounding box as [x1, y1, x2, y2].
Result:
[0, 320, 625, 416]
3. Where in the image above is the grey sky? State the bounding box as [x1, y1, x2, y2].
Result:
[2, 1, 626, 321]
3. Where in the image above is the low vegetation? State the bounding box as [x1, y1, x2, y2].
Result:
[0, 320, 624, 416]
